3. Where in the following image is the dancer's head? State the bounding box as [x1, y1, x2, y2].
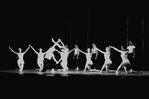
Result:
[18, 48, 22, 53]
[65, 45, 68, 49]
[39, 48, 42, 52]
[121, 46, 125, 51]
[106, 47, 110, 52]
[92, 43, 96, 48]
[87, 48, 90, 53]
[75, 45, 78, 48]
[129, 41, 133, 45]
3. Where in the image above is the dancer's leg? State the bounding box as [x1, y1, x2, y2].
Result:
[116, 63, 123, 74]
[100, 64, 106, 73]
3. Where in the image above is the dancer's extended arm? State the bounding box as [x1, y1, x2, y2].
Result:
[110, 46, 122, 53]
[24, 45, 30, 54]
[9, 47, 18, 54]
[30, 45, 38, 54]
[97, 48, 105, 54]
[78, 49, 86, 55]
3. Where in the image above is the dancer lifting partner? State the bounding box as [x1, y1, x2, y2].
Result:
[96, 46, 112, 74]
[110, 46, 130, 74]
[9, 45, 30, 71]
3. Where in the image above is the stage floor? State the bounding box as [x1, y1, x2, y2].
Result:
[0, 69, 149, 76]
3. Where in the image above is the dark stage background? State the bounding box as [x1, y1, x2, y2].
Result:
[1, 2, 148, 71]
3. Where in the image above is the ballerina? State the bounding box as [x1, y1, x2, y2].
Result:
[96, 46, 112, 74]
[110, 46, 130, 74]
[30, 45, 58, 71]
[78, 48, 93, 71]
[9, 45, 30, 71]
[56, 45, 74, 72]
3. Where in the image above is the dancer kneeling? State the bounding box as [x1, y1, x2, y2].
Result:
[110, 46, 130, 74]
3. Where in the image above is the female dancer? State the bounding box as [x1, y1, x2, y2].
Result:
[30, 45, 55, 71]
[96, 46, 112, 74]
[78, 48, 93, 71]
[56, 45, 74, 72]
[110, 46, 130, 74]
[9, 45, 30, 71]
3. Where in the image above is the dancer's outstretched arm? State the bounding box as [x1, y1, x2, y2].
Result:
[52, 54, 58, 64]
[110, 46, 121, 53]
[68, 48, 75, 54]
[9, 47, 18, 54]
[78, 49, 86, 55]
[97, 48, 105, 54]
[30, 45, 38, 54]
[23, 45, 30, 54]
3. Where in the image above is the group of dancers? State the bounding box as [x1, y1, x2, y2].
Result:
[9, 38, 135, 74]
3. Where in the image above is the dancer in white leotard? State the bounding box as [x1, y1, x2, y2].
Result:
[110, 46, 130, 74]
[9, 45, 30, 71]
[56, 45, 74, 72]
[96, 46, 112, 73]
[78, 48, 93, 71]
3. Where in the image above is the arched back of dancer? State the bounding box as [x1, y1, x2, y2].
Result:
[78, 48, 93, 71]
[97, 46, 112, 73]
[9, 45, 30, 71]
[110, 46, 130, 74]
[56, 44, 74, 72]
[127, 41, 136, 72]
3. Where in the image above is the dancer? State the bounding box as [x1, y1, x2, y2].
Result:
[9, 45, 30, 71]
[127, 41, 136, 72]
[96, 46, 112, 74]
[91, 43, 99, 71]
[78, 48, 93, 71]
[44, 38, 64, 61]
[73, 45, 80, 59]
[91, 43, 98, 60]
[30, 45, 59, 71]
[110, 46, 130, 74]
[56, 45, 74, 72]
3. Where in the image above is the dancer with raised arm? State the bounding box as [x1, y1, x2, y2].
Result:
[56, 44, 74, 72]
[78, 48, 93, 71]
[30, 45, 58, 71]
[96, 46, 112, 74]
[127, 41, 136, 72]
[110, 46, 130, 74]
[9, 45, 30, 71]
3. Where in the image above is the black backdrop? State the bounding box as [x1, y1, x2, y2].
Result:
[1, 2, 148, 71]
